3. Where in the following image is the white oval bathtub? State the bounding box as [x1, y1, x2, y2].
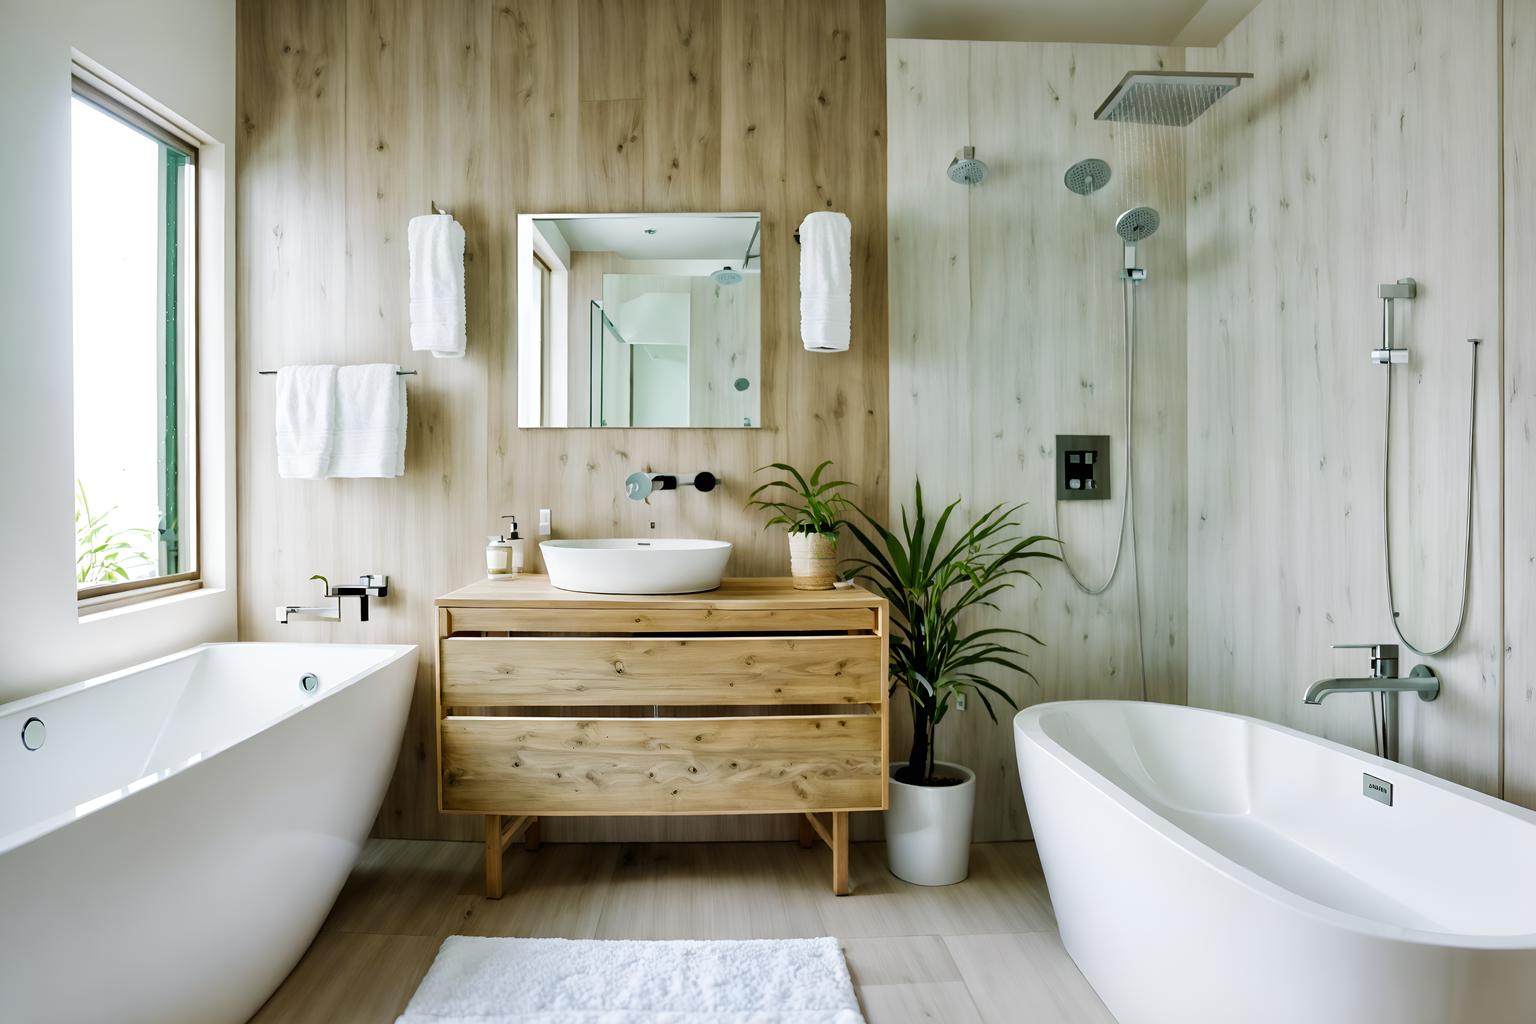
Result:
[0, 642, 416, 1024]
[1014, 700, 1536, 1024]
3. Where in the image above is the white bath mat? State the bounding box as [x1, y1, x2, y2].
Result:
[396, 935, 865, 1024]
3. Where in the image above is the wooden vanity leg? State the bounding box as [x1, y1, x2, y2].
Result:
[524, 817, 542, 851]
[798, 813, 816, 848]
[484, 814, 504, 899]
[831, 811, 850, 896]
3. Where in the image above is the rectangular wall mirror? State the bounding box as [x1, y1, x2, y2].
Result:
[516, 212, 762, 429]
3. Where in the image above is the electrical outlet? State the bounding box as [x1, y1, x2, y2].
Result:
[956, 693, 968, 712]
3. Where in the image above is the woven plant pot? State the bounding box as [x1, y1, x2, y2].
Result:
[787, 530, 838, 590]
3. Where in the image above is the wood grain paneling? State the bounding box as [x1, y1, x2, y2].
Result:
[236, 0, 887, 840]
[1504, 0, 1536, 807]
[886, 39, 1188, 840]
[1186, 0, 1503, 793]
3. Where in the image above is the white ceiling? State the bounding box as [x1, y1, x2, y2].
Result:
[538, 215, 760, 262]
[886, 0, 1260, 47]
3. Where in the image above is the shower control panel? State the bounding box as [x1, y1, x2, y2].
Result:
[1057, 435, 1110, 501]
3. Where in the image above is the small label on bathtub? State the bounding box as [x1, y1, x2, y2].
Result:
[1363, 773, 1393, 806]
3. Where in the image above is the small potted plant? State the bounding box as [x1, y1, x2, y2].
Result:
[747, 460, 853, 590]
[845, 480, 1057, 885]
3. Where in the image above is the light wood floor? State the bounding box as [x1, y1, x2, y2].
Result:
[250, 838, 1117, 1023]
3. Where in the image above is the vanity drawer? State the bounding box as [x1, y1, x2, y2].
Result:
[440, 635, 884, 706]
[439, 713, 884, 814]
[443, 605, 879, 636]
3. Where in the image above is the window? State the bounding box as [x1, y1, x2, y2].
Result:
[71, 72, 198, 603]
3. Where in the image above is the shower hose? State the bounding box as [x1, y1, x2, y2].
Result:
[1051, 277, 1148, 701]
[1382, 339, 1479, 656]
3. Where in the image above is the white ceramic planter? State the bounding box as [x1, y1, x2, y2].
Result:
[787, 530, 838, 590]
[885, 760, 976, 885]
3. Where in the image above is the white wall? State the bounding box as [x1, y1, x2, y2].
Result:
[0, 0, 237, 702]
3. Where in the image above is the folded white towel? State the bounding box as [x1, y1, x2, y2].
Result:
[330, 364, 408, 478]
[275, 365, 338, 480]
[799, 211, 852, 352]
[409, 214, 467, 359]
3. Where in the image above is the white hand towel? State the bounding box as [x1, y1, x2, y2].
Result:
[799, 211, 852, 352]
[409, 214, 467, 358]
[330, 364, 408, 478]
[275, 365, 338, 480]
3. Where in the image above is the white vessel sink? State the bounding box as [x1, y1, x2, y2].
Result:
[540, 539, 732, 595]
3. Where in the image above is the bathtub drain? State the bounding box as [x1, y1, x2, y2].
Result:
[21, 716, 45, 751]
[300, 673, 320, 694]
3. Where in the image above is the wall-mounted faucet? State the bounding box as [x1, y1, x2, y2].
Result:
[277, 574, 390, 624]
[625, 471, 718, 501]
[1303, 643, 1439, 762]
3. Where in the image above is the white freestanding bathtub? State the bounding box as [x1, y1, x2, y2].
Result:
[0, 642, 416, 1024]
[1014, 700, 1536, 1024]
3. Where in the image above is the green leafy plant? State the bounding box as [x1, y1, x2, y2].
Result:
[746, 460, 854, 536]
[844, 480, 1059, 787]
[75, 481, 154, 585]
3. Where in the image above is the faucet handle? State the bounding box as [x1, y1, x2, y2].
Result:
[1332, 643, 1399, 657]
[1332, 643, 1400, 678]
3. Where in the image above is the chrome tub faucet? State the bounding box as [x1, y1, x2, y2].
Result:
[1304, 643, 1439, 762]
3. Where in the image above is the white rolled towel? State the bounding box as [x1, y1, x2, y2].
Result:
[799, 211, 852, 352]
[409, 214, 467, 358]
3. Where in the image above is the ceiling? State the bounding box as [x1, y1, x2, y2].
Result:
[886, 0, 1261, 47]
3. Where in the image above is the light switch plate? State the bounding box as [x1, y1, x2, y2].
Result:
[1056, 434, 1110, 501]
[538, 508, 552, 535]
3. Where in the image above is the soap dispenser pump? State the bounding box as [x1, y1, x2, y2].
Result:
[486, 515, 523, 580]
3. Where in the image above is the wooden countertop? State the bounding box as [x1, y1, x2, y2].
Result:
[437, 575, 885, 609]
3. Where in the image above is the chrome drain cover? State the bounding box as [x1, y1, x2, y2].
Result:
[21, 717, 46, 751]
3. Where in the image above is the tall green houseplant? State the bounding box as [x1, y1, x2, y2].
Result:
[845, 480, 1058, 786]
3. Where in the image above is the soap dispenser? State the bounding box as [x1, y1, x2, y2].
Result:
[486, 515, 523, 580]
[505, 515, 526, 574]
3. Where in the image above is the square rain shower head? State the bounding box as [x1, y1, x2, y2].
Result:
[1094, 70, 1253, 126]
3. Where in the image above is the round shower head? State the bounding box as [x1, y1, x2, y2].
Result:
[1116, 206, 1161, 243]
[710, 266, 744, 286]
[947, 146, 987, 185]
[1064, 158, 1112, 195]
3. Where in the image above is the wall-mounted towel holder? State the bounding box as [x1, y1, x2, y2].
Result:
[258, 369, 416, 376]
[431, 200, 452, 216]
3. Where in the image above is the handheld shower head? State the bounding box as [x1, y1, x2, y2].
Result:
[1115, 206, 1161, 243]
[947, 146, 987, 185]
[1064, 158, 1112, 195]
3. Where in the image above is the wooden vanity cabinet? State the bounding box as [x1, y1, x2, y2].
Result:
[435, 577, 889, 897]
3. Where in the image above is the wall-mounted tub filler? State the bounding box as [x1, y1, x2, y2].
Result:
[276, 574, 390, 624]
[1374, 276, 1481, 655]
[625, 471, 719, 501]
[1304, 642, 1439, 762]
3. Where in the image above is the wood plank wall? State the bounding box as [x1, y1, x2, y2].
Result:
[1186, 0, 1505, 793]
[887, 40, 1189, 840]
[236, 0, 888, 841]
[1503, 0, 1536, 805]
